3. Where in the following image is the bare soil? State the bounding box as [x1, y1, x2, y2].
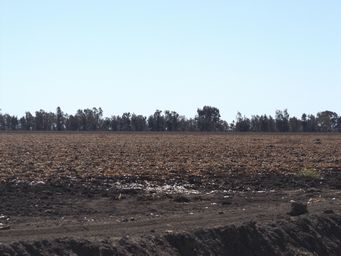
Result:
[0, 133, 340, 255]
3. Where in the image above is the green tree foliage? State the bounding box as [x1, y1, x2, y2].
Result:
[102, 117, 112, 131]
[0, 112, 5, 130]
[148, 110, 166, 131]
[301, 114, 308, 132]
[0, 107, 340, 132]
[56, 107, 64, 131]
[131, 114, 147, 131]
[235, 112, 250, 132]
[73, 107, 103, 131]
[196, 106, 221, 132]
[25, 112, 35, 130]
[0, 114, 18, 130]
[289, 117, 301, 132]
[337, 117, 341, 132]
[65, 115, 80, 131]
[121, 112, 132, 131]
[316, 111, 338, 132]
[275, 109, 290, 132]
[110, 115, 120, 131]
[35, 110, 55, 130]
[164, 110, 180, 131]
[307, 114, 318, 132]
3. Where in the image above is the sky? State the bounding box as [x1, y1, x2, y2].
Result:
[0, 1, 340, 122]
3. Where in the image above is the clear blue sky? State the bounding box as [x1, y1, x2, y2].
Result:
[1, 1, 340, 121]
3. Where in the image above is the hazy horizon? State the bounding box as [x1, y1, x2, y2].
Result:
[1, 1, 340, 122]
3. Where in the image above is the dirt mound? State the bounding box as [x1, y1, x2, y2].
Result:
[166, 214, 341, 256]
[1, 214, 340, 256]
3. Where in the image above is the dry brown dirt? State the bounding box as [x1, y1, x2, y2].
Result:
[0, 133, 340, 255]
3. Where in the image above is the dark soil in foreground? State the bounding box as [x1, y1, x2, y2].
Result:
[0, 171, 340, 256]
[1, 214, 340, 256]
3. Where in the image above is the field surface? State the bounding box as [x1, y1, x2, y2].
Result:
[0, 133, 341, 255]
[1, 133, 341, 181]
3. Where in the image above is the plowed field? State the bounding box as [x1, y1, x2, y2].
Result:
[0, 133, 341, 256]
[1, 133, 340, 182]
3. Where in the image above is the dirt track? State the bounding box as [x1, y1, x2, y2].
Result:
[0, 133, 340, 255]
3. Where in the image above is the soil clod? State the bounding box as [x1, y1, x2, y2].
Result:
[288, 201, 308, 216]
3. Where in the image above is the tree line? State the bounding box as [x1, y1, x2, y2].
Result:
[0, 106, 340, 132]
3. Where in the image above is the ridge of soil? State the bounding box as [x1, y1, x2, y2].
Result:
[0, 214, 340, 256]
